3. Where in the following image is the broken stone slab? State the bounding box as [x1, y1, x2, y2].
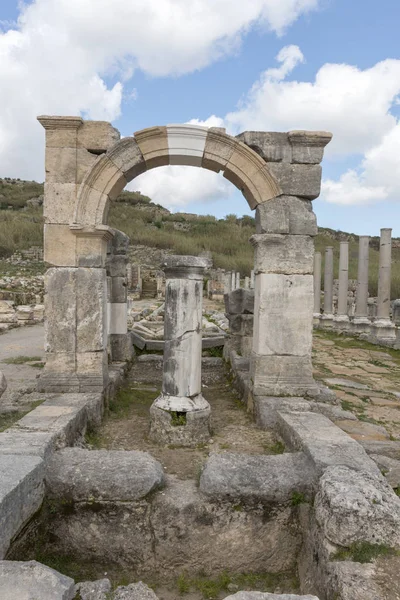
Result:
[360, 439, 400, 460]
[308, 402, 357, 422]
[200, 451, 315, 503]
[11, 393, 104, 445]
[224, 594, 320, 600]
[74, 578, 112, 600]
[113, 582, 159, 599]
[276, 411, 381, 476]
[224, 288, 255, 314]
[315, 465, 400, 547]
[0, 372, 6, 398]
[0, 455, 44, 558]
[0, 560, 75, 600]
[324, 377, 370, 390]
[370, 454, 400, 488]
[131, 331, 146, 350]
[0, 430, 60, 459]
[46, 448, 165, 502]
[255, 396, 311, 429]
[326, 560, 382, 600]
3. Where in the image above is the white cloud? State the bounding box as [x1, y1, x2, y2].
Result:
[0, 0, 321, 181]
[132, 165, 234, 211]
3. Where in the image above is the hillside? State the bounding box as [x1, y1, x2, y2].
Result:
[1, 178, 400, 297]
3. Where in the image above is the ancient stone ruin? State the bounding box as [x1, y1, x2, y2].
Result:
[1, 118, 400, 599]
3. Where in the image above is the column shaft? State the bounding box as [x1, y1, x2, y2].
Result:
[355, 236, 370, 318]
[377, 228, 392, 319]
[323, 247, 334, 316]
[337, 242, 349, 316]
[313, 252, 321, 314]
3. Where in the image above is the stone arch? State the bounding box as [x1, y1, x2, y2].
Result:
[73, 124, 282, 227]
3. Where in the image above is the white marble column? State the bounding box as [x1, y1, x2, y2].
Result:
[236, 272, 241, 290]
[244, 276, 250, 289]
[231, 271, 236, 291]
[250, 270, 255, 289]
[334, 241, 350, 330]
[352, 236, 371, 334]
[149, 255, 212, 446]
[370, 228, 396, 343]
[321, 246, 334, 328]
[313, 251, 322, 326]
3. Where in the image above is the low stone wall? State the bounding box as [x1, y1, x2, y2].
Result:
[225, 342, 400, 600]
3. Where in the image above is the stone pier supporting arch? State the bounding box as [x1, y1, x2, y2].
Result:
[37, 116, 331, 395]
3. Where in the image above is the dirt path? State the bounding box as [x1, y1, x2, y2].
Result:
[87, 358, 279, 480]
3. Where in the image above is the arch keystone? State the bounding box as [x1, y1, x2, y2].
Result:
[166, 124, 208, 167]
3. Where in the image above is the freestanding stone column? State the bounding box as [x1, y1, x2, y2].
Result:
[370, 228, 396, 344]
[149, 255, 212, 446]
[250, 270, 255, 289]
[352, 236, 371, 334]
[334, 241, 350, 330]
[231, 271, 236, 291]
[236, 272, 241, 290]
[313, 251, 322, 326]
[321, 247, 334, 328]
[244, 276, 250, 289]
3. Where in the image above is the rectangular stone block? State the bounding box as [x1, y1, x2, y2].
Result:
[44, 268, 77, 353]
[252, 234, 314, 274]
[250, 354, 315, 397]
[43, 180, 79, 225]
[224, 288, 255, 314]
[0, 430, 59, 460]
[288, 130, 332, 164]
[44, 224, 77, 266]
[228, 314, 254, 336]
[267, 163, 322, 199]
[276, 411, 380, 476]
[110, 334, 134, 362]
[252, 273, 313, 356]
[76, 233, 109, 268]
[0, 313, 16, 324]
[109, 303, 127, 334]
[134, 126, 169, 169]
[236, 131, 292, 163]
[76, 148, 98, 184]
[45, 147, 77, 184]
[76, 268, 107, 352]
[0, 455, 44, 558]
[0, 301, 15, 313]
[77, 120, 120, 151]
[107, 255, 128, 277]
[256, 196, 317, 236]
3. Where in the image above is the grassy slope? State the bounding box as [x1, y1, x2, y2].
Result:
[1, 180, 400, 296]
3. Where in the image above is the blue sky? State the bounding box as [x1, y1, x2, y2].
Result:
[1, 0, 400, 235]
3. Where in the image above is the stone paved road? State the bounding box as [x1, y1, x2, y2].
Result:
[0, 324, 44, 412]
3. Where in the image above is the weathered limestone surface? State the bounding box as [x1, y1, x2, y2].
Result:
[370, 453, 400, 488]
[277, 411, 380, 476]
[0, 560, 75, 600]
[255, 196, 317, 236]
[0, 372, 6, 398]
[224, 594, 320, 600]
[42, 475, 301, 574]
[315, 465, 400, 547]
[113, 582, 159, 600]
[46, 449, 165, 502]
[313, 252, 321, 317]
[200, 452, 315, 502]
[224, 288, 254, 314]
[325, 561, 381, 600]
[75, 578, 112, 600]
[0, 455, 44, 558]
[251, 234, 313, 275]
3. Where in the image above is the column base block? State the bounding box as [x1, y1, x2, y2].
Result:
[313, 313, 321, 328]
[368, 319, 397, 346]
[319, 314, 334, 329]
[250, 354, 319, 398]
[333, 314, 350, 332]
[350, 317, 371, 335]
[149, 393, 211, 447]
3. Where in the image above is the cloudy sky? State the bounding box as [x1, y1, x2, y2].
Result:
[1, 0, 399, 235]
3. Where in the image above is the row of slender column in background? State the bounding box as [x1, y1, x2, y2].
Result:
[314, 228, 397, 343]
